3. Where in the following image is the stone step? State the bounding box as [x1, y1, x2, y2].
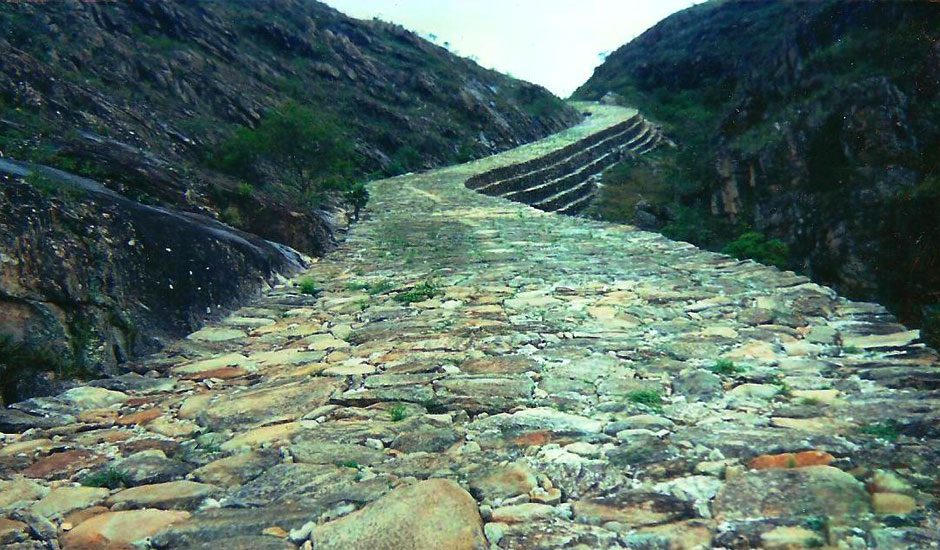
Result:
[466, 114, 643, 190]
[504, 148, 623, 204]
[496, 124, 652, 204]
[534, 177, 597, 212]
[476, 119, 647, 197]
[466, 112, 662, 216]
[554, 189, 597, 215]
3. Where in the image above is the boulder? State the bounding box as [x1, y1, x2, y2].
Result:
[312, 479, 487, 549]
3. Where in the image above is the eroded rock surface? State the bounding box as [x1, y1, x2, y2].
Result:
[1, 104, 938, 549]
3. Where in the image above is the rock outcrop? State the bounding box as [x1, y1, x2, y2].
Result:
[575, 0, 940, 342]
[466, 108, 664, 215]
[0, 161, 307, 403]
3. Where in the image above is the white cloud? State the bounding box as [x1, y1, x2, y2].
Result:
[322, 0, 702, 97]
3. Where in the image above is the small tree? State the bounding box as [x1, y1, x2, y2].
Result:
[213, 102, 355, 203]
[344, 182, 369, 221]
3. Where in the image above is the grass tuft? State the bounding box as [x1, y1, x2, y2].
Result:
[627, 389, 663, 411]
[298, 277, 318, 295]
[710, 358, 746, 375]
[389, 404, 409, 422]
[393, 280, 438, 303]
[81, 467, 130, 489]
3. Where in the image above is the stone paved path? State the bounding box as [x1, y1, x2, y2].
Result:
[2, 104, 939, 549]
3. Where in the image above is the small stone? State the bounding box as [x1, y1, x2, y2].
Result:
[107, 481, 219, 510]
[187, 327, 246, 342]
[529, 487, 562, 505]
[58, 386, 129, 410]
[761, 526, 826, 549]
[573, 492, 692, 527]
[220, 422, 302, 451]
[748, 450, 835, 470]
[0, 438, 56, 458]
[868, 470, 913, 495]
[31, 486, 109, 518]
[484, 522, 508, 545]
[289, 520, 317, 543]
[62, 509, 190, 548]
[713, 465, 870, 520]
[0, 518, 29, 545]
[0, 477, 48, 510]
[469, 462, 538, 502]
[727, 383, 781, 400]
[673, 370, 723, 401]
[111, 450, 190, 486]
[192, 451, 280, 487]
[872, 493, 917, 515]
[262, 526, 290, 538]
[489, 503, 562, 523]
[115, 408, 162, 426]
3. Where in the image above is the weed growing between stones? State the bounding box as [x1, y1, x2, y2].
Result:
[389, 404, 409, 422]
[346, 279, 395, 295]
[626, 389, 663, 412]
[335, 460, 360, 469]
[81, 467, 130, 489]
[858, 421, 901, 442]
[298, 277, 318, 295]
[710, 358, 746, 375]
[842, 346, 863, 355]
[394, 280, 439, 304]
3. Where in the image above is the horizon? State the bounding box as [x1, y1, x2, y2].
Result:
[321, 0, 703, 97]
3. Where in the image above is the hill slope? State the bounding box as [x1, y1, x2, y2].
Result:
[0, 0, 577, 400]
[574, 0, 940, 343]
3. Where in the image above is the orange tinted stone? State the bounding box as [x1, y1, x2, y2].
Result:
[22, 450, 104, 479]
[512, 431, 552, 447]
[64, 506, 110, 528]
[115, 408, 162, 426]
[124, 396, 156, 407]
[179, 366, 248, 380]
[77, 409, 118, 425]
[749, 451, 835, 470]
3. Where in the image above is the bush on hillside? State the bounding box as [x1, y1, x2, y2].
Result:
[212, 102, 357, 204]
[722, 231, 789, 269]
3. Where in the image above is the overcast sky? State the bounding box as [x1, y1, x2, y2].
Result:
[322, 0, 701, 98]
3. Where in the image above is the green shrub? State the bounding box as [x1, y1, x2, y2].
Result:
[389, 404, 409, 422]
[236, 182, 254, 198]
[344, 182, 369, 221]
[710, 358, 746, 375]
[858, 421, 901, 442]
[722, 231, 790, 268]
[627, 389, 663, 411]
[346, 279, 394, 295]
[298, 277, 318, 295]
[81, 467, 130, 489]
[219, 205, 244, 227]
[394, 280, 438, 303]
[386, 145, 422, 175]
[211, 102, 356, 202]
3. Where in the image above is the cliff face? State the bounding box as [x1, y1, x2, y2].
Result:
[0, 0, 577, 400]
[575, 0, 940, 342]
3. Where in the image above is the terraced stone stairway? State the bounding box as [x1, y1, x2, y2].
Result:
[466, 107, 663, 215]
[1, 104, 939, 549]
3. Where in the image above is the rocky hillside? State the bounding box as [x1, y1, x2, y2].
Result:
[574, 0, 940, 344]
[0, 0, 577, 401]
